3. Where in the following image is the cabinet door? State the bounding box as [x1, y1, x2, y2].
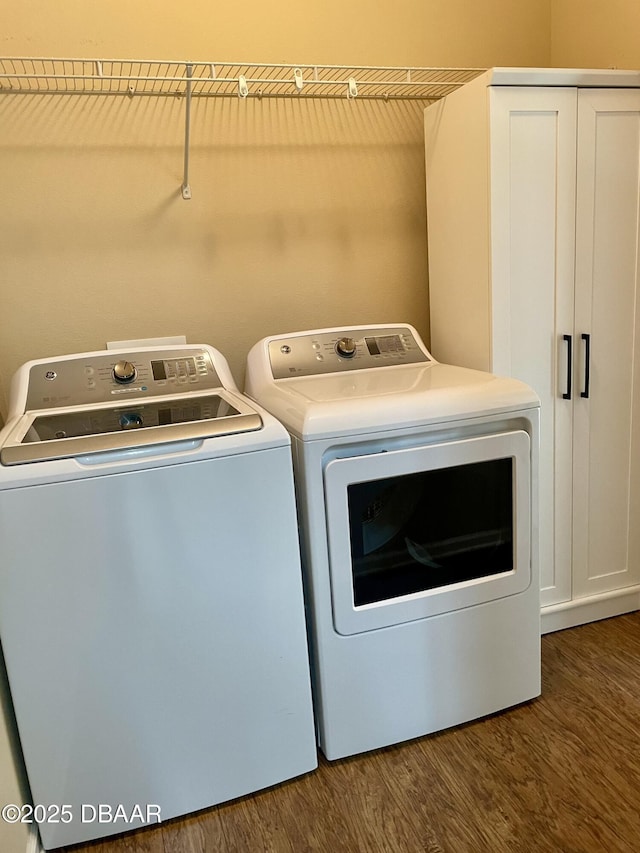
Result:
[489, 87, 577, 606]
[572, 90, 640, 598]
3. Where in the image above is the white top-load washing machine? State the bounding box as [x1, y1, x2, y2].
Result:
[245, 324, 541, 761]
[0, 344, 317, 850]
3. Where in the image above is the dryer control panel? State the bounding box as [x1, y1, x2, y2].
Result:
[25, 348, 222, 411]
[268, 326, 431, 379]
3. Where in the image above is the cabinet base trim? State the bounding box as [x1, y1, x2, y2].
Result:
[541, 586, 640, 634]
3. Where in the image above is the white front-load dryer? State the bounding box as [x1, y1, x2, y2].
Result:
[245, 324, 541, 761]
[0, 344, 317, 849]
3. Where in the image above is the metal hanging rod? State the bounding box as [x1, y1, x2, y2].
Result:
[0, 56, 486, 200]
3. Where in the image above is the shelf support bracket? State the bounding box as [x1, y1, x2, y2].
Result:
[181, 62, 193, 200]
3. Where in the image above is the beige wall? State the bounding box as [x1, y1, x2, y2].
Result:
[0, 1, 551, 419]
[551, 0, 640, 68]
[0, 93, 432, 399]
[3, 2, 550, 67]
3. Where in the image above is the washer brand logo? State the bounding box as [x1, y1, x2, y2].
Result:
[44, 371, 57, 381]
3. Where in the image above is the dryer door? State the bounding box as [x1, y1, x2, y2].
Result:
[323, 430, 532, 635]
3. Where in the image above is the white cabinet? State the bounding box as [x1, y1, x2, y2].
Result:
[424, 69, 640, 633]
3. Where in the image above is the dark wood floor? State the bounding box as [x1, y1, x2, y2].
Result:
[59, 613, 640, 853]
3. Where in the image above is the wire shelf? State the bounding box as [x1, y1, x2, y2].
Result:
[0, 57, 486, 199]
[0, 57, 485, 101]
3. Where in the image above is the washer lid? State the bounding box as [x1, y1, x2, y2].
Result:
[0, 390, 262, 465]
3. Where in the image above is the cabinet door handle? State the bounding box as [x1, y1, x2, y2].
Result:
[563, 334, 572, 400]
[581, 333, 591, 398]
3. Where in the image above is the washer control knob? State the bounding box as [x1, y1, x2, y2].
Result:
[113, 360, 137, 384]
[336, 337, 357, 358]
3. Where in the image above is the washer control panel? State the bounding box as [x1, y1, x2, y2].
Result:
[268, 326, 430, 379]
[25, 348, 222, 411]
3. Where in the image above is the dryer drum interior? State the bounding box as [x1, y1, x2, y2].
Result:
[348, 457, 514, 606]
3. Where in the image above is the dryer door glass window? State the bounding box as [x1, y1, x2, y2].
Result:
[323, 430, 531, 636]
[348, 458, 513, 607]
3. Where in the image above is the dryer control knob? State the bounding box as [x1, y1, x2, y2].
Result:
[113, 360, 137, 384]
[336, 337, 357, 358]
